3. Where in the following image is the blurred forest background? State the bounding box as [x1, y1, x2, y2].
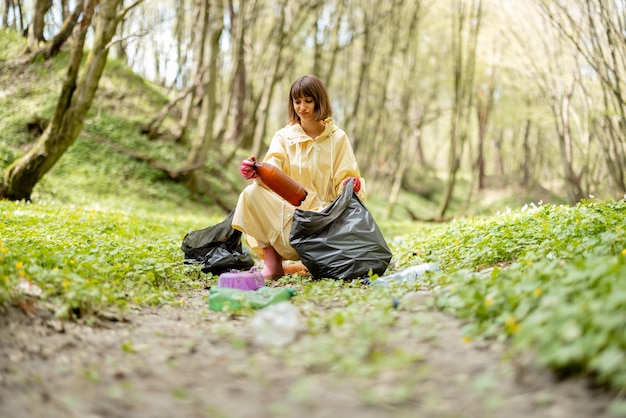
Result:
[1, 0, 625, 220]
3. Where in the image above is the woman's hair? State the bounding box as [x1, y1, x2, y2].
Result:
[288, 74, 333, 123]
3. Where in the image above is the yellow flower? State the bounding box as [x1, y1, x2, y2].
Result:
[484, 297, 493, 308]
[1, 247, 7, 254]
[62, 279, 69, 289]
[69, 259, 76, 265]
[505, 316, 521, 334]
[449, 285, 456, 292]
[463, 336, 472, 343]
[533, 288, 542, 297]
[621, 249, 626, 256]
[16, 261, 23, 269]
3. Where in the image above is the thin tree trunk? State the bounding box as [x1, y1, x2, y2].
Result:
[178, 0, 207, 142]
[437, 0, 482, 219]
[520, 119, 532, 188]
[186, 0, 224, 193]
[25, 0, 52, 53]
[475, 62, 497, 190]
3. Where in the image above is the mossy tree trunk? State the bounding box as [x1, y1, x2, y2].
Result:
[25, 0, 52, 53]
[1, 0, 123, 201]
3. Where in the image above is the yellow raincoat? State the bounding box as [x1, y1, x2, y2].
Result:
[232, 119, 365, 260]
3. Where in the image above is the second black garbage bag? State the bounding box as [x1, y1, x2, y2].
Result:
[289, 178, 392, 281]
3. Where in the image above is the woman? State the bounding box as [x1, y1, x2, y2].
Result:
[232, 74, 365, 279]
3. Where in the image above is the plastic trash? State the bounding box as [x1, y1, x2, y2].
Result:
[208, 286, 296, 311]
[217, 268, 265, 290]
[368, 262, 440, 287]
[252, 159, 308, 206]
[397, 290, 434, 310]
[290, 178, 392, 281]
[250, 302, 303, 347]
[15, 278, 43, 297]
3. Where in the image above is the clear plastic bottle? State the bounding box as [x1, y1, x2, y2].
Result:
[252, 159, 308, 206]
[370, 262, 440, 287]
[250, 301, 303, 347]
[208, 287, 296, 311]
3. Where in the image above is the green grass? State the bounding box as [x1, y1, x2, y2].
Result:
[2, 197, 626, 393]
[2, 32, 626, 395]
[0, 200, 214, 318]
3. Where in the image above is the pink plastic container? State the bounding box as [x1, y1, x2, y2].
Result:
[217, 268, 265, 290]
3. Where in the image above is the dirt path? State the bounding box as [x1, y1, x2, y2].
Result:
[0, 291, 618, 418]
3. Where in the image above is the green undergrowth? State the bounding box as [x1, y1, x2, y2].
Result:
[419, 198, 626, 392]
[0, 200, 214, 319]
[2, 197, 626, 395]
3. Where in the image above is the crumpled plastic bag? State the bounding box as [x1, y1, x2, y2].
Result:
[289, 178, 392, 280]
[181, 209, 254, 275]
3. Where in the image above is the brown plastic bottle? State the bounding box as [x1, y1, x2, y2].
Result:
[252, 160, 308, 206]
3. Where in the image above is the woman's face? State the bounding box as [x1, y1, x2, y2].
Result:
[293, 95, 316, 122]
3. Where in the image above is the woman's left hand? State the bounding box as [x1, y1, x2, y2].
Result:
[343, 177, 361, 193]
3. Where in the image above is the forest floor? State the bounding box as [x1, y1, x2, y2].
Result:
[0, 288, 620, 418]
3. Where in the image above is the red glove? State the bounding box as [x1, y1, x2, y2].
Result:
[343, 177, 361, 193]
[240, 156, 257, 179]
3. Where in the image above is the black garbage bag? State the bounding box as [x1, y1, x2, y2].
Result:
[181, 209, 255, 275]
[289, 178, 392, 281]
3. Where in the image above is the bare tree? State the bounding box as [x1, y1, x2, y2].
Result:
[536, 0, 626, 197]
[2, 0, 25, 31]
[474, 58, 497, 190]
[437, 0, 483, 218]
[185, 0, 224, 193]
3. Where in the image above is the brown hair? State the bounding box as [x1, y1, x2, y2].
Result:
[287, 74, 333, 123]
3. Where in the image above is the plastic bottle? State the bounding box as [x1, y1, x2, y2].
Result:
[369, 262, 440, 287]
[252, 159, 308, 206]
[208, 286, 297, 311]
[250, 302, 303, 347]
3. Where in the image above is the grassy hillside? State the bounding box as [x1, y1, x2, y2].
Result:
[0, 32, 240, 219]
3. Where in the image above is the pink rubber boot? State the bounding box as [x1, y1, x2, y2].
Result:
[262, 247, 285, 280]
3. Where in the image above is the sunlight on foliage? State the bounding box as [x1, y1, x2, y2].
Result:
[2, 197, 626, 393]
[0, 200, 208, 319]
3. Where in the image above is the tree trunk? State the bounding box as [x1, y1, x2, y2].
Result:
[25, 0, 52, 53]
[185, 0, 224, 193]
[556, 92, 584, 203]
[475, 62, 497, 190]
[520, 119, 532, 188]
[1, 0, 123, 201]
[31, 0, 85, 60]
[437, 0, 482, 219]
[178, 0, 208, 143]
[250, 0, 289, 158]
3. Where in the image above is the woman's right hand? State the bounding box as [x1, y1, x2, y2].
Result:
[240, 155, 257, 179]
